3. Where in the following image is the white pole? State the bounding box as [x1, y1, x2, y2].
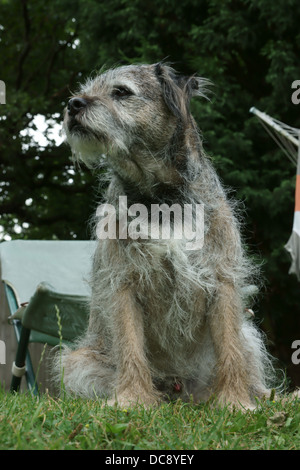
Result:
[250, 107, 299, 148]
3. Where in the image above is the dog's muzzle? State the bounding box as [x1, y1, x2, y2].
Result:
[66, 97, 88, 133]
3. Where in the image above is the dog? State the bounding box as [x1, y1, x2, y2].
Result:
[55, 63, 276, 409]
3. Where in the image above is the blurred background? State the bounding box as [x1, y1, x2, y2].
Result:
[0, 0, 299, 387]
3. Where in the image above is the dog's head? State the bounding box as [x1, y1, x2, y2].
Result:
[64, 63, 208, 183]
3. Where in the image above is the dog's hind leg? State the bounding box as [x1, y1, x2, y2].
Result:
[54, 346, 116, 399]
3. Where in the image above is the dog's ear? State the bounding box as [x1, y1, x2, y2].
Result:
[155, 63, 209, 121]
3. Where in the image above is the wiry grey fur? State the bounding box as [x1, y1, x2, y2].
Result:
[54, 63, 278, 409]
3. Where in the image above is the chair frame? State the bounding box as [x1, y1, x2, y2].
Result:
[1, 239, 94, 395]
[5, 283, 39, 395]
[5, 281, 89, 395]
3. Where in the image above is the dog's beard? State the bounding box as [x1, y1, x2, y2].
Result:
[64, 111, 133, 170]
[63, 120, 106, 168]
[64, 108, 150, 184]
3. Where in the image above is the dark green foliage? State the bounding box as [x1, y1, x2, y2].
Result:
[0, 0, 299, 384]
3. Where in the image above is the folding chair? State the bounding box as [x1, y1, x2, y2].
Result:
[0, 240, 96, 395]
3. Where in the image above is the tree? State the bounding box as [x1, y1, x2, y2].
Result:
[0, 0, 97, 240]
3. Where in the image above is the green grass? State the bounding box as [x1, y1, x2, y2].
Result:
[0, 387, 299, 450]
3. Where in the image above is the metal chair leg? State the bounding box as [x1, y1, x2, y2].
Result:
[10, 320, 38, 395]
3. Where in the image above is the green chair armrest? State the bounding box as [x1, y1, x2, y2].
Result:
[21, 282, 90, 342]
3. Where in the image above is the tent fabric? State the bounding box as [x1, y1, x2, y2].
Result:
[285, 140, 300, 281]
[0, 240, 97, 304]
[285, 228, 300, 281]
[250, 108, 300, 281]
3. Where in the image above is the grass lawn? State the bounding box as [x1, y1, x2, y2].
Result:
[0, 387, 299, 450]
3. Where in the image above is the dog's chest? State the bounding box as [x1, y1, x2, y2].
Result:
[132, 240, 207, 352]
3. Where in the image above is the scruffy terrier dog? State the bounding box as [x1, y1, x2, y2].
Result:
[56, 63, 276, 409]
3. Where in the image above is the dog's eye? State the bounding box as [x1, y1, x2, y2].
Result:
[112, 87, 133, 99]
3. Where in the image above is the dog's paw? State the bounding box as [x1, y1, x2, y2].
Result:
[213, 393, 256, 412]
[103, 392, 160, 409]
[231, 401, 256, 412]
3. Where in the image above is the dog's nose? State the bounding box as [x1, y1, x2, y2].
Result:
[67, 97, 87, 116]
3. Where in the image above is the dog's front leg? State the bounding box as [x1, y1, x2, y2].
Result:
[107, 288, 160, 408]
[208, 282, 254, 410]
